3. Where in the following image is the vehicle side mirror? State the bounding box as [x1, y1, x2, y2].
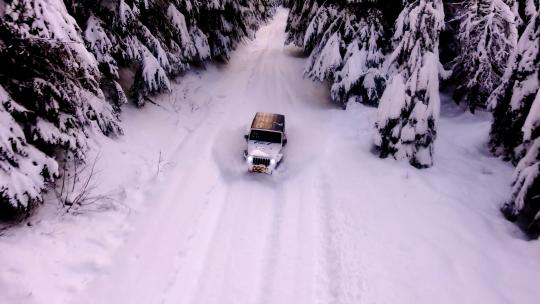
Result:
[244, 134, 249, 141]
[283, 138, 288, 146]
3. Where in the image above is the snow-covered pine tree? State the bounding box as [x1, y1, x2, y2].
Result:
[451, 0, 518, 113]
[66, 0, 276, 107]
[0, 0, 122, 150]
[287, 1, 394, 108]
[0, 0, 276, 217]
[285, 0, 402, 49]
[196, 0, 243, 61]
[374, 0, 445, 169]
[328, 7, 387, 107]
[240, 0, 278, 38]
[490, 6, 540, 233]
[503, 138, 540, 234]
[285, 0, 319, 47]
[0, 0, 121, 216]
[0, 86, 58, 219]
[490, 3, 539, 162]
[516, 0, 539, 31]
[67, 0, 198, 106]
[302, 4, 343, 79]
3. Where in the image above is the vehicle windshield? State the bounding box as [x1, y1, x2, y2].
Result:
[249, 130, 282, 144]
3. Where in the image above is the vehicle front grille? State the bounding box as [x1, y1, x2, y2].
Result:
[252, 157, 271, 167]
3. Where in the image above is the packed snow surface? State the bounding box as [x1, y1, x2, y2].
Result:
[1, 8, 540, 304]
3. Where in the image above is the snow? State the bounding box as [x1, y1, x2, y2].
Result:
[305, 32, 342, 80]
[84, 15, 118, 78]
[0, 87, 58, 209]
[523, 90, 540, 140]
[417, 51, 442, 126]
[303, 5, 337, 49]
[510, 138, 540, 214]
[189, 27, 211, 60]
[118, 0, 135, 25]
[141, 47, 171, 93]
[5, 0, 101, 76]
[375, 73, 407, 126]
[32, 118, 76, 149]
[1, 8, 540, 304]
[140, 25, 171, 72]
[167, 4, 196, 60]
[374, 0, 445, 168]
[167, 4, 189, 42]
[452, 0, 518, 110]
[525, 0, 539, 19]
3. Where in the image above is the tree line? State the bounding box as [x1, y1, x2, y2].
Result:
[0, 0, 277, 219]
[284, 0, 540, 236]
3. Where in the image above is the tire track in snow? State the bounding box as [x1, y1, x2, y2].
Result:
[183, 9, 329, 304]
[73, 34, 263, 304]
[316, 170, 366, 304]
[158, 184, 220, 304]
[254, 187, 286, 304]
[188, 181, 281, 304]
[73, 8, 363, 304]
[168, 12, 302, 303]
[254, 172, 322, 304]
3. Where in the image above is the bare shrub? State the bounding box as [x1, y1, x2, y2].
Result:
[54, 153, 114, 213]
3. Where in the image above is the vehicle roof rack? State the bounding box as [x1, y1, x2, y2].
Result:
[251, 112, 285, 132]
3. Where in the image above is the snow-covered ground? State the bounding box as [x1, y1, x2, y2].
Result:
[1, 8, 540, 304]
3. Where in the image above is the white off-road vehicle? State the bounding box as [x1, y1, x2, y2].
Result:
[243, 112, 287, 174]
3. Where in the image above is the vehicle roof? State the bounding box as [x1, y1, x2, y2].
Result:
[251, 112, 285, 133]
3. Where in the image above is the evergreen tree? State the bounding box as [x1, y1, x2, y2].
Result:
[303, 4, 343, 80]
[0, 86, 58, 219]
[0, 0, 276, 217]
[0, 0, 122, 216]
[374, 0, 445, 169]
[66, 0, 211, 107]
[452, 0, 518, 112]
[490, 6, 540, 234]
[65, 0, 276, 107]
[285, 0, 319, 47]
[503, 138, 540, 235]
[490, 3, 539, 162]
[240, 0, 278, 38]
[286, 1, 397, 108]
[0, 0, 123, 153]
[328, 7, 387, 107]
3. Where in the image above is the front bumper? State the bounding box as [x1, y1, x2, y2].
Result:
[250, 164, 271, 174]
[245, 153, 276, 174]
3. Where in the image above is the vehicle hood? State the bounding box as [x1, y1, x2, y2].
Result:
[247, 141, 282, 159]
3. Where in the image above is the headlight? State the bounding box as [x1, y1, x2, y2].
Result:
[270, 159, 276, 165]
[247, 156, 254, 163]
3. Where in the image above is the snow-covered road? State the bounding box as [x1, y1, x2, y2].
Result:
[76, 9, 335, 304]
[2, 8, 540, 304]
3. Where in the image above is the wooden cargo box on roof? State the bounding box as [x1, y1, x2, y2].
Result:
[251, 112, 285, 133]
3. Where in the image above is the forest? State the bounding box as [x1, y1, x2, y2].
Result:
[1, 1, 540, 303]
[0, 0, 277, 216]
[0, 1, 539, 233]
[284, 0, 540, 236]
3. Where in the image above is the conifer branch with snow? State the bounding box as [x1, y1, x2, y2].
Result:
[374, 0, 445, 169]
[491, 6, 540, 234]
[0, 0, 277, 218]
[287, 0, 394, 108]
[452, 0, 518, 112]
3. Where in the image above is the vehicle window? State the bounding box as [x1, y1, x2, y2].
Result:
[249, 130, 282, 143]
